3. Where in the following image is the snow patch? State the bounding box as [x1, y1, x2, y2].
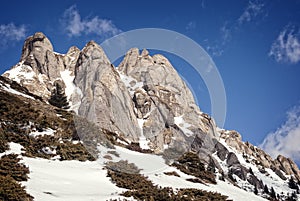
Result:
[4, 62, 35, 83]
[117, 72, 144, 97]
[114, 146, 169, 174]
[60, 70, 75, 101]
[174, 115, 193, 136]
[9, 142, 24, 155]
[0, 142, 24, 157]
[137, 118, 150, 150]
[41, 147, 56, 155]
[60, 69, 83, 114]
[1, 83, 35, 100]
[29, 128, 55, 137]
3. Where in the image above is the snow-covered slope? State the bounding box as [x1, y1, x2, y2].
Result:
[2, 142, 266, 201]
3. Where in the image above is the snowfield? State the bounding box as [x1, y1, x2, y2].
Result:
[22, 157, 130, 201]
[0, 142, 271, 201]
[2, 143, 132, 201]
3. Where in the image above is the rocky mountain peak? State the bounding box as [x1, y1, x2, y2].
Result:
[2, 32, 300, 200]
[79, 40, 110, 65]
[21, 32, 54, 74]
[118, 48, 174, 75]
[141, 48, 149, 57]
[64, 46, 80, 76]
[21, 32, 53, 60]
[3, 32, 81, 99]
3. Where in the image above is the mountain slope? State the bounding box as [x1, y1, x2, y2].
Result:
[1, 32, 300, 201]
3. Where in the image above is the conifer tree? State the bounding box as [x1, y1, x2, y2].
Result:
[270, 187, 276, 199]
[254, 185, 258, 195]
[48, 83, 70, 109]
[264, 184, 269, 194]
[289, 177, 299, 190]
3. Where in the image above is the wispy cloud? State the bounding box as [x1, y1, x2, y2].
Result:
[185, 21, 196, 31]
[206, 44, 224, 57]
[269, 26, 300, 64]
[220, 22, 232, 44]
[61, 5, 121, 37]
[200, 0, 205, 9]
[238, 0, 264, 24]
[260, 106, 300, 163]
[0, 23, 27, 46]
[206, 0, 264, 57]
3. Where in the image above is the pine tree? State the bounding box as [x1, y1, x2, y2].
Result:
[289, 177, 299, 190]
[249, 167, 254, 175]
[48, 83, 70, 109]
[264, 184, 269, 194]
[254, 185, 258, 195]
[270, 187, 276, 199]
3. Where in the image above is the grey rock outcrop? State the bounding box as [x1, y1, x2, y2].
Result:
[74, 41, 140, 141]
[275, 155, 300, 180]
[3, 32, 80, 99]
[220, 129, 300, 181]
[118, 48, 219, 155]
[21, 32, 64, 80]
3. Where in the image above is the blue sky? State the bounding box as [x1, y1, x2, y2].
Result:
[1, 0, 300, 163]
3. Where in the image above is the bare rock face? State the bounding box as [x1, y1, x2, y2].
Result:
[74, 41, 140, 141]
[220, 129, 300, 181]
[21, 32, 64, 80]
[3, 32, 80, 99]
[118, 48, 197, 118]
[64, 46, 81, 75]
[275, 155, 300, 180]
[118, 48, 219, 156]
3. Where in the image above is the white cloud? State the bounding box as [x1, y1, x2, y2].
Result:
[260, 106, 300, 163]
[206, 44, 224, 57]
[0, 23, 27, 44]
[206, 1, 265, 57]
[238, 0, 264, 24]
[269, 26, 300, 64]
[185, 21, 196, 31]
[61, 5, 121, 37]
[220, 22, 231, 44]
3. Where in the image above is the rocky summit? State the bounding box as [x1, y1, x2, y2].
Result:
[1, 32, 300, 201]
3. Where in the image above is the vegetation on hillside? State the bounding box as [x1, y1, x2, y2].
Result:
[106, 160, 227, 201]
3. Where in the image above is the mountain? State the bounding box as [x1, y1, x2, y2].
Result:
[1, 32, 300, 201]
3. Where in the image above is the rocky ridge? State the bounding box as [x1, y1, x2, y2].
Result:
[2, 32, 300, 200]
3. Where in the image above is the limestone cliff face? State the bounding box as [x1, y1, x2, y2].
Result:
[74, 41, 140, 141]
[118, 48, 218, 157]
[3, 32, 80, 99]
[219, 129, 300, 181]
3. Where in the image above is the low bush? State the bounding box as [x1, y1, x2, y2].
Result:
[172, 152, 216, 184]
[106, 160, 227, 201]
[0, 154, 29, 182]
[0, 175, 33, 201]
[163, 171, 180, 177]
[0, 153, 33, 200]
